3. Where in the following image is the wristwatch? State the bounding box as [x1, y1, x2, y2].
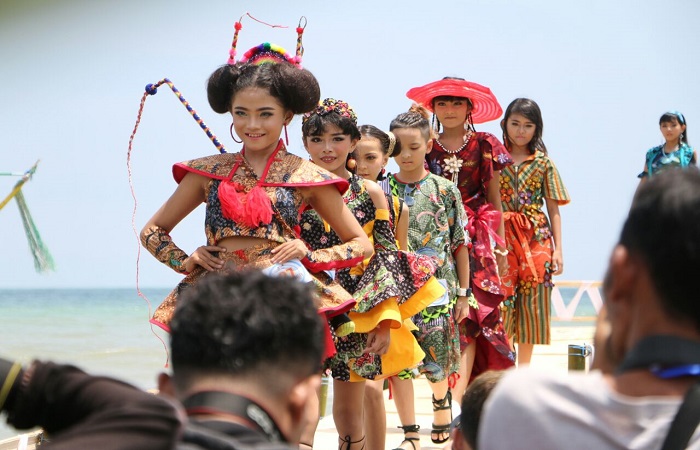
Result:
[457, 287, 473, 297]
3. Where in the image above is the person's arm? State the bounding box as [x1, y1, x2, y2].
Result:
[141, 172, 226, 273]
[365, 180, 396, 253]
[545, 198, 563, 275]
[638, 160, 649, 187]
[300, 185, 374, 259]
[396, 202, 410, 251]
[453, 245, 472, 323]
[487, 172, 507, 275]
[0, 358, 181, 450]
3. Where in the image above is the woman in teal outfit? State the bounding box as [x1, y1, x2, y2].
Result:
[638, 111, 696, 182]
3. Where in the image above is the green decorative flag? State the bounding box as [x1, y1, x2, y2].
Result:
[0, 160, 55, 273]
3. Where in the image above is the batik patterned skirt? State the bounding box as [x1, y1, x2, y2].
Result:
[150, 242, 356, 332]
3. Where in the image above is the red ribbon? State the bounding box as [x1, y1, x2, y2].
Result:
[466, 203, 505, 258]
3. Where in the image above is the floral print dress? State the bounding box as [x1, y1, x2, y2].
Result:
[388, 172, 468, 383]
[300, 175, 444, 381]
[425, 132, 516, 378]
[499, 150, 569, 344]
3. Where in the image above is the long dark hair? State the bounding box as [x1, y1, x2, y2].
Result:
[501, 98, 547, 155]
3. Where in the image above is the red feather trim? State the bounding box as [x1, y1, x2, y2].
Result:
[218, 181, 273, 228]
[244, 185, 273, 227]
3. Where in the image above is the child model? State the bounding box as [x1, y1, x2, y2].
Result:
[406, 77, 515, 401]
[498, 98, 570, 365]
[353, 124, 406, 450]
[638, 111, 696, 182]
[137, 22, 373, 332]
[355, 124, 409, 249]
[388, 106, 472, 447]
[299, 99, 443, 449]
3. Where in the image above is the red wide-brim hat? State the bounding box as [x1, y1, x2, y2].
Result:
[406, 78, 503, 124]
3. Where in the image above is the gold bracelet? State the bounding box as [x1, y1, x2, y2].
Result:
[493, 248, 508, 257]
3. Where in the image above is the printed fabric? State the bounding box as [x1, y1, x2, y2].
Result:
[638, 143, 695, 178]
[499, 151, 570, 344]
[301, 175, 444, 381]
[388, 173, 468, 381]
[425, 133, 516, 378]
[149, 144, 363, 335]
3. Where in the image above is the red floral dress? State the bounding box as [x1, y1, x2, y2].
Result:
[425, 132, 515, 378]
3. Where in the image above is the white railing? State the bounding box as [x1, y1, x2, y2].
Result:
[550, 281, 602, 322]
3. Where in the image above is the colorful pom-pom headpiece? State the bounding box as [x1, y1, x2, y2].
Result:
[227, 13, 306, 67]
[303, 98, 358, 124]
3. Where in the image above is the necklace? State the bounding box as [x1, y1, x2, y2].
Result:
[436, 130, 473, 154]
[663, 144, 679, 155]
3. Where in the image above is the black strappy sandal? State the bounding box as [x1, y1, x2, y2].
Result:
[392, 424, 421, 450]
[431, 390, 452, 444]
[338, 434, 365, 450]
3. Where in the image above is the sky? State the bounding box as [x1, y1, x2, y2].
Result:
[1, 0, 698, 289]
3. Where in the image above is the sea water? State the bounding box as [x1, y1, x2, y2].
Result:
[0, 288, 172, 440]
[0, 286, 600, 440]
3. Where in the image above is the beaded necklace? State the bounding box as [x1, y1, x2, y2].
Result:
[435, 129, 474, 154]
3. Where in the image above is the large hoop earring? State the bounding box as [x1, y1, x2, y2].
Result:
[230, 123, 242, 144]
[284, 124, 289, 146]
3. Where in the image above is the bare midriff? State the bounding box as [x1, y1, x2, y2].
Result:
[217, 235, 277, 252]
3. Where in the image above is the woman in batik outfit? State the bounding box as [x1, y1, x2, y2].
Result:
[140, 52, 373, 335]
[499, 98, 570, 365]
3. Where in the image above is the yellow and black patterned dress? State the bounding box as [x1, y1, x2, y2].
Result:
[300, 175, 445, 381]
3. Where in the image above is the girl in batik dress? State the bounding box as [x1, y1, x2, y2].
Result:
[498, 98, 570, 366]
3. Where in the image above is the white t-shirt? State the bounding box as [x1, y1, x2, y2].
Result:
[479, 368, 700, 450]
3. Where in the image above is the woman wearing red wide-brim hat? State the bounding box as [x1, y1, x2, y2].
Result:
[406, 76, 516, 406]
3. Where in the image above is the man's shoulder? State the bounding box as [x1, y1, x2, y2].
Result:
[480, 368, 695, 450]
[479, 369, 609, 449]
[178, 422, 297, 450]
[489, 367, 605, 406]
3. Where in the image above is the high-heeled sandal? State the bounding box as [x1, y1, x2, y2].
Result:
[431, 390, 452, 444]
[338, 434, 365, 450]
[392, 424, 420, 450]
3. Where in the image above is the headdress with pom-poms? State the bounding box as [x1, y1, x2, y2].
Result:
[227, 13, 306, 67]
[218, 14, 309, 229]
[302, 98, 358, 124]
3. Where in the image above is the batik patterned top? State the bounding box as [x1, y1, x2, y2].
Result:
[638, 143, 696, 178]
[426, 132, 512, 210]
[300, 175, 437, 311]
[171, 141, 364, 272]
[388, 173, 468, 301]
[426, 133, 512, 299]
[301, 174, 443, 381]
[499, 151, 570, 243]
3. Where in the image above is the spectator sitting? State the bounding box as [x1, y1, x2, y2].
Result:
[479, 168, 700, 450]
[159, 270, 326, 449]
[447, 370, 505, 450]
[0, 270, 325, 450]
